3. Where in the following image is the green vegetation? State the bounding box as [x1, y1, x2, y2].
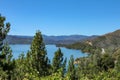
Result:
[91, 29, 120, 53]
[67, 55, 77, 80]
[29, 31, 50, 77]
[1, 14, 120, 80]
[57, 29, 120, 54]
[0, 14, 10, 50]
[52, 48, 66, 74]
[57, 42, 101, 54]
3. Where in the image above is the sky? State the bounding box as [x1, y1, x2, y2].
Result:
[0, 0, 120, 36]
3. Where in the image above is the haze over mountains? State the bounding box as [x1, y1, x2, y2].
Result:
[6, 35, 97, 45]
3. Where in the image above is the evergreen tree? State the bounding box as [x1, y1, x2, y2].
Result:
[61, 57, 67, 77]
[0, 44, 15, 80]
[67, 55, 77, 80]
[29, 31, 50, 77]
[77, 58, 85, 79]
[52, 48, 64, 73]
[14, 53, 26, 80]
[0, 14, 10, 51]
[0, 14, 13, 80]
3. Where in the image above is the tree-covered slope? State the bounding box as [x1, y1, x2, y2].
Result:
[57, 29, 120, 54]
[91, 29, 120, 51]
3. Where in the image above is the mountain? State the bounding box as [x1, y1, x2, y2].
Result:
[91, 29, 120, 51]
[5, 35, 97, 45]
[6, 35, 33, 44]
[56, 29, 120, 54]
[43, 35, 97, 44]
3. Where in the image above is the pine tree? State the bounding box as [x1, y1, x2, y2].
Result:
[14, 53, 27, 80]
[52, 48, 63, 73]
[61, 57, 67, 77]
[1, 44, 15, 80]
[0, 14, 13, 80]
[0, 14, 11, 69]
[0, 14, 10, 51]
[29, 31, 50, 77]
[67, 55, 77, 80]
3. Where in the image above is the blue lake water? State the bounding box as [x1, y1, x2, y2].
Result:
[10, 45, 87, 62]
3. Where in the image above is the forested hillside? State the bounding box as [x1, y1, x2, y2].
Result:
[58, 29, 120, 54]
[91, 29, 120, 52]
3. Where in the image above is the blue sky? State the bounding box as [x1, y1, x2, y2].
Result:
[0, 0, 120, 36]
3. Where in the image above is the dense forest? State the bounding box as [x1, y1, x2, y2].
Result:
[1, 15, 120, 80]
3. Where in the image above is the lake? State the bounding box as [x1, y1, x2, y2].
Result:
[10, 45, 87, 62]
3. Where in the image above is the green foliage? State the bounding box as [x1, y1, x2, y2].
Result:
[0, 14, 10, 50]
[60, 42, 101, 54]
[0, 44, 15, 80]
[67, 55, 77, 80]
[28, 31, 50, 77]
[100, 53, 115, 71]
[52, 48, 63, 72]
[0, 67, 8, 79]
[14, 53, 28, 80]
[52, 48, 67, 78]
[115, 55, 120, 72]
[92, 30, 120, 52]
[61, 57, 67, 77]
[0, 14, 15, 80]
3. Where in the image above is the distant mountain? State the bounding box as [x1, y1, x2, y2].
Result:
[43, 35, 97, 44]
[5, 35, 97, 45]
[6, 35, 33, 44]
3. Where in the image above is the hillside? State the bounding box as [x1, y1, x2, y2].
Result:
[91, 29, 120, 51]
[5, 35, 97, 45]
[57, 29, 120, 53]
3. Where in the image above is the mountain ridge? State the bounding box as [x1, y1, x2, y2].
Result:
[5, 34, 98, 45]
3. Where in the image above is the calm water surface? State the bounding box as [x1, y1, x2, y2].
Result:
[10, 45, 87, 62]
